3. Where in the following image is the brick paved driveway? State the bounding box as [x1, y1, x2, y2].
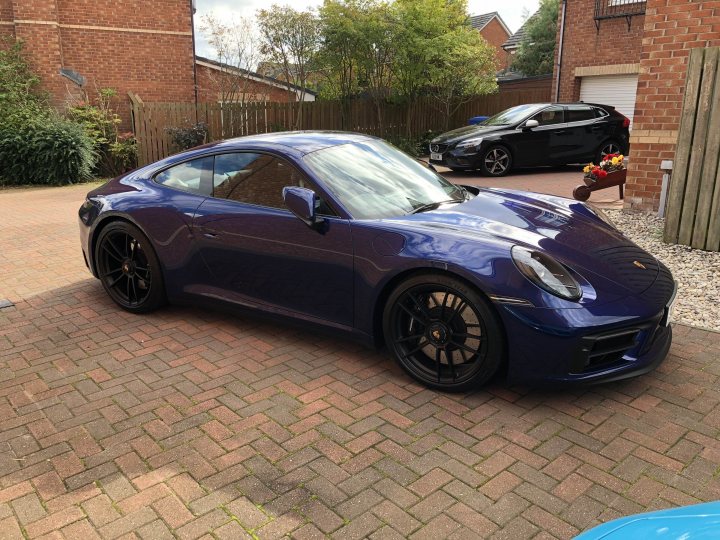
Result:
[1, 183, 719, 540]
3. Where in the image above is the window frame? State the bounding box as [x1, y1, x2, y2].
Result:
[207, 149, 341, 218]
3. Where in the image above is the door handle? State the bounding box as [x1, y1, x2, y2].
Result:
[554, 130, 567, 135]
[203, 232, 219, 239]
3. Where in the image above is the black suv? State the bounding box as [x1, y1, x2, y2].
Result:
[429, 103, 631, 176]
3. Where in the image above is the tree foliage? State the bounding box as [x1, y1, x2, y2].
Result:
[313, 0, 497, 134]
[257, 5, 320, 128]
[0, 37, 48, 123]
[199, 13, 261, 107]
[511, 0, 559, 76]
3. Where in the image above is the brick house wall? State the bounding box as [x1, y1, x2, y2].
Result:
[195, 62, 299, 104]
[552, 0, 644, 101]
[553, 0, 720, 212]
[480, 18, 512, 70]
[2, 0, 196, 125]
[625, 0, 720, 211]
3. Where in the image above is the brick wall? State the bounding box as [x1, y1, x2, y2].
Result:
[479, 18, 511, 70]
[3, 0, 195, 126]
[195, 63, 298, 104]
[625, 0, 720, 211]
[552, 0, 644, 101]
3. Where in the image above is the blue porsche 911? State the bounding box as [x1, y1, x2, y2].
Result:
[78, 131, 676, 391]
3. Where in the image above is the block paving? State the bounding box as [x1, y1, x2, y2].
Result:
[0, 183, 719, 539]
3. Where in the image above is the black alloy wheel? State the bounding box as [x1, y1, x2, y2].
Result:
[383, 274, 504, 391]
[480, 146, 512, 177]
[95, 221, 165, 313]
[597, 141, 622, 162]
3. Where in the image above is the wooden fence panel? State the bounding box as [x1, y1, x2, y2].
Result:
[664, 47, 720, 251]
[130, 87, 553, 166]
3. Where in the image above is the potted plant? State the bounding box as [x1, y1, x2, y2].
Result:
[573, 153, 627, 201]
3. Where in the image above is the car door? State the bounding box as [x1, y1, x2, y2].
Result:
[508, 105, 568, 167]
[192, 151, 355, 327]
[563, 105, 604, 162]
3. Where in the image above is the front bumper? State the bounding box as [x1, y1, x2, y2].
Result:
[500, 279, 677, 385]
[429, 144, 483, 170]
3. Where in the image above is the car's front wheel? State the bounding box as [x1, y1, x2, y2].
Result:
[95, 221, 166, 313]
[383, 274, 505, 391]
[480, 146, 512, 177]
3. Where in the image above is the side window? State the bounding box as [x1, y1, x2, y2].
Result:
[154, 157, 213, 196]
[530, 106, 564, 126]
[213, 152, 305, 209]
[567, 106, 595, 123]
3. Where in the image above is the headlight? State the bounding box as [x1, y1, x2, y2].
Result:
[511, 246, 582, 301]
[456, 137, 483, 149]
[585, 203, 616, 228]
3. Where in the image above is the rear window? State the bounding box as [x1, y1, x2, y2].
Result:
[567, 106, 595, 123]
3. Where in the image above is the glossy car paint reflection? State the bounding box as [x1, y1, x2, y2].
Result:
[78, 132, 674, 385]
[575, 501, 720, 539]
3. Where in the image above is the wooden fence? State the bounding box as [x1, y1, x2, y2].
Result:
[664, 47, 720, 251]
[130, 89, 551, 166]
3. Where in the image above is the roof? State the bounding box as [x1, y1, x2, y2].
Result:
[469, 12, 512, 37]
[195, 56, 317, 97]
[197, 131, 377, 156]
[502, 11, 538, 50]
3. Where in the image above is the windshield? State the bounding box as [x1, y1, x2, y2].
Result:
[483, 104, 546, 126]
[303, 139, 464, 219]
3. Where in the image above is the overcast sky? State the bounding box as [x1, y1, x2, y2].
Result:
[194, 0, 540, 60]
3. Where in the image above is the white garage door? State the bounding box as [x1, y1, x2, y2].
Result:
[580, 74, 638, 128]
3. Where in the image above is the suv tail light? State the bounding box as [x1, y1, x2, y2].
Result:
[621, 115, 630, 128]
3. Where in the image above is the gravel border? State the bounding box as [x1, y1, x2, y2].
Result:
[606, 209, 720, 332]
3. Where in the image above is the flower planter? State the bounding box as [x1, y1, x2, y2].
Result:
[573, 168, 627, 202]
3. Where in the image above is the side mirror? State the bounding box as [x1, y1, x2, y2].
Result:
[523, 119, 540, 130]
[283, 186, 324, 228]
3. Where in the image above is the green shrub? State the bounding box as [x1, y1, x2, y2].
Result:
[67, 88, 137, 176]
[0, 117, 97, 185]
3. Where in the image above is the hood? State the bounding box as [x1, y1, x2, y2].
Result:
[431, 124, 512, 145]
[383, 188, 661, 297]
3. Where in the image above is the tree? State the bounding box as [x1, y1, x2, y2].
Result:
[257, 5, 320, 129]
[199, 13, 261, 106]
[428, 28, 497, 130]
[511, 0, 559, 76]
[354, 1, 394, 133]
[317, 0, 394, 131]
[317, 0, 363, 124]
[390, 0, 477, 135]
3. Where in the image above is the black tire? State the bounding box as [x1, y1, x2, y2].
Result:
[95, 221, 166, 313]
[596, 140, 622, 164]
[383, 273, 505, 391]
[479, 145, 512, 177]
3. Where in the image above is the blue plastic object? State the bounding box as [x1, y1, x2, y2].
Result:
[575, 501, 720, 539]
[468, 115, 489, 125]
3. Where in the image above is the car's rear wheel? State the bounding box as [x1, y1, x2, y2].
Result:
[383, 274, 504, 391]
[480, 146, 512, 177]
[597, 140, 622, 163]
[95, 221, 165, 313]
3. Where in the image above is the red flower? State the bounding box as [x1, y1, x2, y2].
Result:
[597, 170, 608, 179]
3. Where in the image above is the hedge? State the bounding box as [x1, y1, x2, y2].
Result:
[0, 117, 97, 185]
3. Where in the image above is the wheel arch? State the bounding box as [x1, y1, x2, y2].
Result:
[89, 213, 154, 277]
[371, 267, 508, 357]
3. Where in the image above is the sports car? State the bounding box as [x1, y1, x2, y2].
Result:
[78, 131, 676, 391]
